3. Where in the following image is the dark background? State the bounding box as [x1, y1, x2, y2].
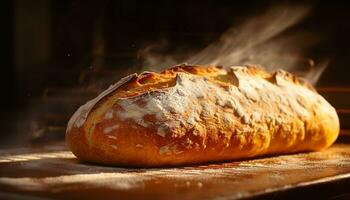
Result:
[1, 0, 350, 146]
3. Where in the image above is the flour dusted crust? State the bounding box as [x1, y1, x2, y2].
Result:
[66, 64, 339, 167]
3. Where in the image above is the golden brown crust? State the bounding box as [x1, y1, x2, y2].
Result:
[66, 64, 339, 167]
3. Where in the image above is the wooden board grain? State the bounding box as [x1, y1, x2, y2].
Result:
[0, 142, 350, 200]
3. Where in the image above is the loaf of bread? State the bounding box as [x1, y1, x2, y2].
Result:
[66, 64, 339, 167]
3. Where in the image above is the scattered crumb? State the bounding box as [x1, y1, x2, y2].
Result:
[186, 181, 191, 187]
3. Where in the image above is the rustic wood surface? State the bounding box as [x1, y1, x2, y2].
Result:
[0, 142, 350, 200]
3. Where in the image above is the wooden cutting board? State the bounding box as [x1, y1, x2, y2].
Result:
[0, 142, 350, 200]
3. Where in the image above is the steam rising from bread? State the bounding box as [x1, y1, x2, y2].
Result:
[138, 5, 327, 85]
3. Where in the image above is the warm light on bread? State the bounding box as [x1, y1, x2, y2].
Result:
[66, 64, 339, 167]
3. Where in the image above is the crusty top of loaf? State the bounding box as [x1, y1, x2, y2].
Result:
[67, 64, 335, 152]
